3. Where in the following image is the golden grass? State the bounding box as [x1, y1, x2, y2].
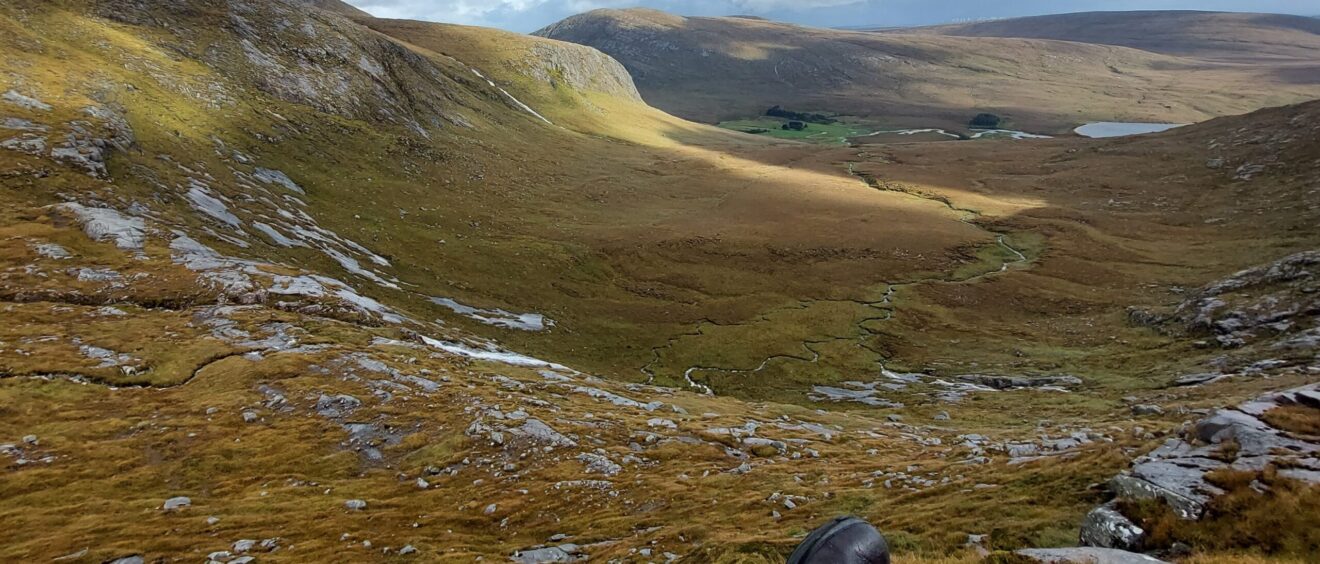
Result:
[0, 2, 1317, 562]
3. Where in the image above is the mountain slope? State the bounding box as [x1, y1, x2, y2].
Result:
[893, 10, 1320, 62]
[1, 1, 1317, 562]
[537, 9, 1320, 131]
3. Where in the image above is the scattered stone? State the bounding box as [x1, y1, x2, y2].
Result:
[577, 452, 622, 476]
[163, 496, 191, 511]
[1171, 373, 1224, 387]
[233, 539, 256, 553]
[32, 243, 71, 259]
[344, 499, 367, 511]
[646, 418, 677, 429]
[743, 437, 787, 457]
[509, 418, 577, 448]
[483, 503, 498, 515]
[316, 394, 362, 418]
[105, 556, 145, 564]
[511, 543, 584, 563]
[1131, 405, 1164, 417]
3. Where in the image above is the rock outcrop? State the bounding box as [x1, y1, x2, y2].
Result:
[1140, 250, 1320, 350]
[1016, 547, 1168, 564]
[1079, 502, 1146, 551]
[1085, 384, 1319, 535]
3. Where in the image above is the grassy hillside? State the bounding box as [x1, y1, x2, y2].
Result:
[892, 10, 1320, 62]
[0, 0, 1316, 562]
[536, 9, 1320, 132]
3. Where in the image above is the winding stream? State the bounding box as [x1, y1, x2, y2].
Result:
[644, 157, 1034, 395]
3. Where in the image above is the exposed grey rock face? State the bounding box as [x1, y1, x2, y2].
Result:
[808, 385, 903, 407]
[32, 242, 72, 259]
[1097, 383, 1320, 521]
[510, 543, 585, 563]
[3, 90, 52, 111]
[315, 394, 362, 418]
[519, 42, 643, 102]
[51, 122, 112, 178]
[55, 204, 147, 252]
[163, 496, 192, 511]
[743, 437, 787, 455]
[1171, 372, 1225, 387]
[0, 134, 46, 154]
[1135, 250, 1320, 352]
[1017, 547, 1167, 563]
[577, 452, 622, 476]
[511, 418, 578, 448]
[253, 167, 305, 194]
[1080, 502, 1145, 551]
[956, 374, 1083, 390]
[0, 117, 48, 131]
[574, 386, 661, 411]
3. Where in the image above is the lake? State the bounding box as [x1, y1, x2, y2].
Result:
[1074, 122, 1186, 138]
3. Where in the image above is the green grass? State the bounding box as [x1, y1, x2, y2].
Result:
[717, 116, 882, 144]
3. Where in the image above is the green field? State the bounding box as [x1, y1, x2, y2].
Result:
[718, 116, 881, 144]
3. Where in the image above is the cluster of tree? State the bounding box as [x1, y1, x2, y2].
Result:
[781, 121, 808, 131]
[766, 106, 836, 124]
[969, 113, 1002, 128]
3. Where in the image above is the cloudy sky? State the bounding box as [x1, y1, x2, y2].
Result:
[343, 0, 1318, 32]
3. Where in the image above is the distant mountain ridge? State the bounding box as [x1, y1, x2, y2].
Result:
[889, 10, 1320, 62]
[537, 8, 1320, 131]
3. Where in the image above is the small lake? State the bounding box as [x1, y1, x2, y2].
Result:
[1074, 122, 1186, 138]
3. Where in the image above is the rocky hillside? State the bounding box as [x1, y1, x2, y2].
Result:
[1, 0, 1317, 562]
[892, 10, 1320, 62]
[357, 17, 651, 137]
[537, 9, 1320, 132]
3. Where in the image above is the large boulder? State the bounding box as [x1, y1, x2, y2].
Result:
[1080, 503, 1145, 551]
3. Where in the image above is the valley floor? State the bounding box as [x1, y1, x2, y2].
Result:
[0, 2, 1317, 562]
